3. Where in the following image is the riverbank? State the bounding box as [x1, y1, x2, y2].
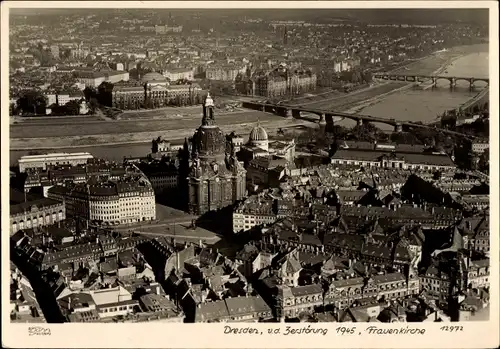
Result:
[350, 46, 488, 116]
[343, 83, 416, 114]
[300, 48, 474, 112]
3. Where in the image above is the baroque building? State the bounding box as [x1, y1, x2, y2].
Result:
[185, 94, 246, 215]
[238, 123, 296, 164]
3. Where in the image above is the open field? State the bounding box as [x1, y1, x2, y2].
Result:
[118, 105, 202, 119]
[11, 115, 103, 125]
[118, 107, 246, 120]
[10, 118, 311, 150]
[302, 82, 405, 110]
[10, 110, 279, 139]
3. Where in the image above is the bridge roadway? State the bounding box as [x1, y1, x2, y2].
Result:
[373, 73, 489, 88]
[241, 101, 478, 139]
[460, 88, 489, 112]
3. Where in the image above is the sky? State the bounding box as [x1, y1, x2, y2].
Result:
[9, 8, 489, 25]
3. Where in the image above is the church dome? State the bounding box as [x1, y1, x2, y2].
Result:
[193, 125, 226, 158]
[141, 72, 166, 83]
[249, 124, 268, 142]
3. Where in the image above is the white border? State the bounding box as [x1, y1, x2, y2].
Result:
[1, 2, 499, 348]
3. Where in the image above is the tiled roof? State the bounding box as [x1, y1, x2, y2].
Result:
[290, 284, 323, 297]
[195, 300, 229, 322]
[332, 277, 364, 288]
[372, 272, 405, 284]
[225, 295, 271, 316]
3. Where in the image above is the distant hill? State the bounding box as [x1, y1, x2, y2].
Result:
[9, 8, 488, 25]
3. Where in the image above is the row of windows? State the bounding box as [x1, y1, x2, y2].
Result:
[92, 215, 120, 220]
[425, 285, 446, 293]
[152, 178, 177, 184]
[12, 213, 64, 226]
[331, 159, 453, 171]
[99, 304, 134, 313]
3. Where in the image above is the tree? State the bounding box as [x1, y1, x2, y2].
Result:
[65, 100, 81, 115]
[478, 151, 489, 174]
[351, 70, 363, 85]
[83, 87, 97, 102]
[144, 99, 153, 109]
[361, 71, 372, 83]
[17, 90, 47, 115]
[390, 132, 419, 145]
[97, 81, 114, 107]
[61, 48, 72, 60]
[88, 97, 99, 113]
[351, 123, 380, 142]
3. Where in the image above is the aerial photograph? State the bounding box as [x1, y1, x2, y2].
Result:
[7, 7, 490, 324]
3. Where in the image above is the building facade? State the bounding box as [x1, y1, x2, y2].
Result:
[112, 79, 204, 109]
[163, 68, 194, 82]
[206, 64, 245, 81]
[471, 139, 489, 154]
[18, 153, 94, 173]
[112, 85, 145, 110]
[324, 269, 419, 309]
[251, 70, 317, 98]
[10, 198, 66, 235]
[47, 178, 156, 225]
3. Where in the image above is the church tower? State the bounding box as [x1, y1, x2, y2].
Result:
[186, 94, 246, 215]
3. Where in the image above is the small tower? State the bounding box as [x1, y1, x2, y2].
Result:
[202, 93, 215, 124]
[275, 283, 292, 322]
[405, 263, 419, 296]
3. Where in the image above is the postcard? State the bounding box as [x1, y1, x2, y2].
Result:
[1, 1, 498, 348]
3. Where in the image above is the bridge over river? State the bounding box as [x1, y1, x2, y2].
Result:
[373, 73, 489, 88]
[241, 101, 478, 139]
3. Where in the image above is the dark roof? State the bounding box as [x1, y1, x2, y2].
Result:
[332, 149, 455, 167]
[10, 198, 63, 216]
